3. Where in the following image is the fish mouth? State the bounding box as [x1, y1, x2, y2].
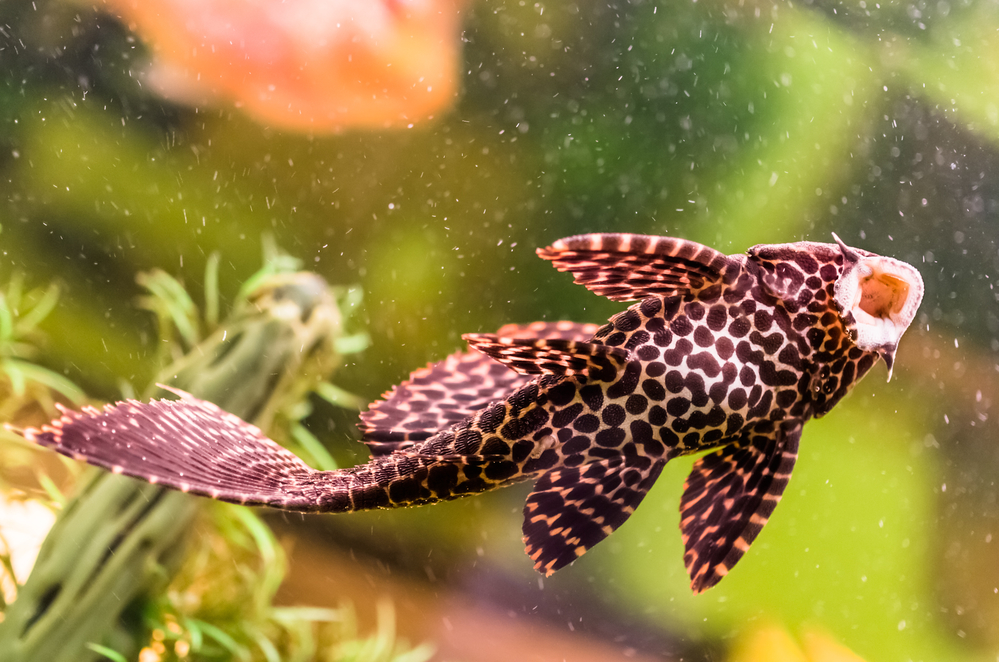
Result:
[832, 234, 924, 381]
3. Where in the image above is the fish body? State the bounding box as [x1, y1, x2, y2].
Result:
[20, 233, 924, 592]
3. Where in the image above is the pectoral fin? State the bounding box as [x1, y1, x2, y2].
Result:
[680, 424, 801, 593]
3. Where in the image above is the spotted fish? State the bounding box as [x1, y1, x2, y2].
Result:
[17, 233, 924, 592]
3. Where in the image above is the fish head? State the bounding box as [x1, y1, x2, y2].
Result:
[747, 235, 923, 386]
[829, 233, 924, 381]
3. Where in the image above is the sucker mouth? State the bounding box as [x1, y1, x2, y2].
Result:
[849, 258, 917, 329]
[832, 236, 924, 381]
[858, 269, 910, 319]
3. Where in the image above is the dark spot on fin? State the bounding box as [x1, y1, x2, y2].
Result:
[536, 233, 735, 302]
[463, 334, 629, 379]
[679, 424, 801, 593]
[523, 457, 665, 576]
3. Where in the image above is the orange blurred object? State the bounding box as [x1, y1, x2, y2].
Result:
[102, 0, 466, 132]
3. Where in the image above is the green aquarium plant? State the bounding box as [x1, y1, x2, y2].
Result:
[0, 250, 429, 662]
[0, 274, 86, 423]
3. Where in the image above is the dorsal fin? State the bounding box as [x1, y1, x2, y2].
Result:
[358, 350, 522, 454]
[358, 322, 599, 453]
[462, 334, 628, 379]
[680, 423, 801, 593]
[536, 233, 736, 302]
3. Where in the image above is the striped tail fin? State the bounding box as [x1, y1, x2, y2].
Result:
[15, 386, 524, 515]
[17, 388, 330, 512]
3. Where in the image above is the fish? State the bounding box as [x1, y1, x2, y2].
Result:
[100, 0, 466, 133]
[16, 233, 924, 592]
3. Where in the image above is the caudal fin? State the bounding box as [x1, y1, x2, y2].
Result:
[17, 389, 325, 511]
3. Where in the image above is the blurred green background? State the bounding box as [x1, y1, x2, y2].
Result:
[2, 0, 998, 659]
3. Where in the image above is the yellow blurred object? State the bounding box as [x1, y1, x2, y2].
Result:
[800, 628, 867, 662]
[100, 0, 465, 132]
[729, 623, 867, 662]
[728, 624, 809, 662]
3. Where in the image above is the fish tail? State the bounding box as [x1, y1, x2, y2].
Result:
[15, 391, 498, 514]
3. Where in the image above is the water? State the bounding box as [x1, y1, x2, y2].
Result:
[1, 0, 997, 659]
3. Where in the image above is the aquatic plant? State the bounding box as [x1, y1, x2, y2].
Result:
[0, 251, 427, 662]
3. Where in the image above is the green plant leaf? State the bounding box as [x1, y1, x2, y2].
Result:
[335, 333, 370, 355]
[3, 359, 86, 405]
[290, 423, 339, 471]
[84, 643, 129, 662]
[13, 283, 60, 338]
[315, 382, 366, 411]
[204, 251, 221, 330]
[187, 618, 250, 659]
[0, 294, 13, 346]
